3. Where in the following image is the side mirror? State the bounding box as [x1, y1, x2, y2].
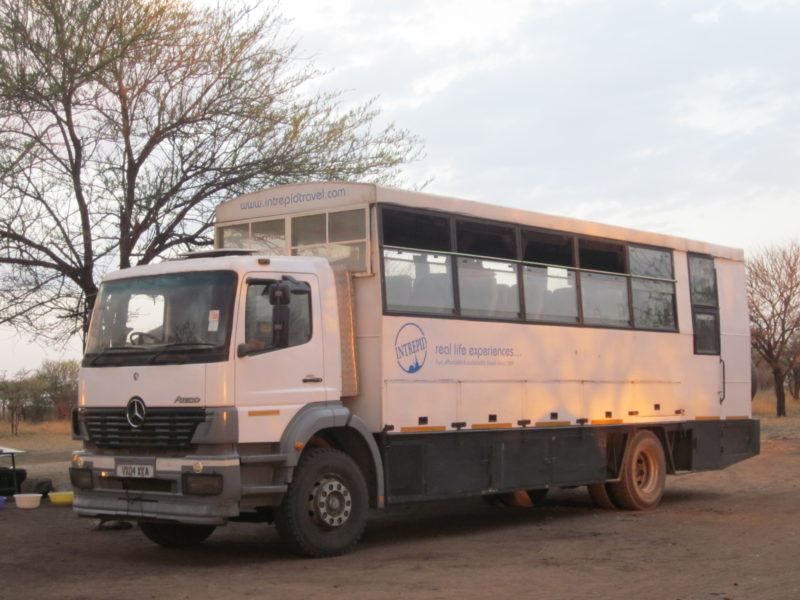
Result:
[237, 342, 254, 358]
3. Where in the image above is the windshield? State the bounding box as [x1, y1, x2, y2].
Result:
[84, 270, 237, 367]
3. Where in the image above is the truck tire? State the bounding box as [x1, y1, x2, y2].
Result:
[275, 448, 368, 558]
[139, 522, 216, 547]
[606, 430, 666, 510]
[587, 483, 617, 509]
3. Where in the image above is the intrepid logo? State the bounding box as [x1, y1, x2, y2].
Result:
[174, 396, 201, 404]
[394, 322, 428, 374]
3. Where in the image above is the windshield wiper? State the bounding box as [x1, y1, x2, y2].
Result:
[87, 346, 145, 366]
[148, 342, 221, 364]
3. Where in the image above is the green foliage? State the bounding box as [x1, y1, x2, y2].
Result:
[0, 359, 80, 432]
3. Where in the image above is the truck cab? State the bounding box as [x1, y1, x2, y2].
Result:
[71, 250, 382, 556]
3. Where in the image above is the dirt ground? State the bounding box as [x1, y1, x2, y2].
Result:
[1, 417, 799, 600]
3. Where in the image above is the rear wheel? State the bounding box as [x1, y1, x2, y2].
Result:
[587, 483, 618, 509]
[275, 448, 368, 558]
[526, 488, 549, 506]
[607, 430, 666, 510]
[139, 522, 216, 547]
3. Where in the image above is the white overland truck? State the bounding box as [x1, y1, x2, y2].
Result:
[71, 182, 759, 557]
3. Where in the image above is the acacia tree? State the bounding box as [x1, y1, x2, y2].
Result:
[747, 240, 800, 417]
[0, 0, 420, 340]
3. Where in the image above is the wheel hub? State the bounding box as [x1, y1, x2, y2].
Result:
[635, 452, 655, 491]
[309, 476, 352, 528]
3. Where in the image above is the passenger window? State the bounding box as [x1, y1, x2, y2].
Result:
[581, 272, 630, 327]
[629, 246, 677, 331]
[292, 214, 326, 247]
[456, 220, 516, 260]
[631, 279, 676, 330]
[251, 219, 285, 253]
[383, 249, 455, 315]
[629, 246, 673, 279]
[458, 258, 519, 319]
[244, 279, 311, 352]
[218, 224, 249, 249]
[523, 266, 578, 323]
[579, 239, 625, 273]
[382, 208, 451, 252]
[688, 255, 720, 354]
[688, 255, 718, 307]
[523, 230, 574, 267]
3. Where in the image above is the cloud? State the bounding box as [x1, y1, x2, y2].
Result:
[691, 9, 721, 23]
[674, 69, 791, 135]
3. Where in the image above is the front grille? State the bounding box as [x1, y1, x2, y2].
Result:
[83, 407, 207, 449]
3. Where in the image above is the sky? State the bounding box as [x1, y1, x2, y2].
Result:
[2, 0, 799, 375]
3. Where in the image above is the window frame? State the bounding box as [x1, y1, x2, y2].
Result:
[687, 253, 721, 355]
[379, 204, 679, 334]
[216, 205, 371, 274]
[242, 277, 313, 356]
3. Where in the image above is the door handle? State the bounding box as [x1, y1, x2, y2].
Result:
[719, 358, 726, 404]
[303, 377, 323, 383]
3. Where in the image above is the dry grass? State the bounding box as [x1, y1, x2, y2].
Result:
[0, 419, 75, 452]
[752, 389, 800, 440]
[2, 394, 798, 453]
[752, 389, 800, 418]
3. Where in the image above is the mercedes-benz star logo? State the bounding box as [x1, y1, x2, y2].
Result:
[126, 397, 146, 429]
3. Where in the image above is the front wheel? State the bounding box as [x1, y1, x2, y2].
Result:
[607, 430, 666, 510]
[139, 522, 216, 547]
[275, 448, 368, 558]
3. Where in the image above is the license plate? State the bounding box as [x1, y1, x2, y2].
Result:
[116, 464, 154, 478]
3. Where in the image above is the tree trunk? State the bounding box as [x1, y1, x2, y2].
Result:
[772, 368, 787, 417]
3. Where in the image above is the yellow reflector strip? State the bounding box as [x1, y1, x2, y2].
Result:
[534, 421, 572, 427]
[726, 416, 750, 420]
[248, 410, 281, 417]
[696, 416, 721, 421]
[590, 419, 624, 425]
[399, 425, 446, 433]
[471, 423, 513, 430]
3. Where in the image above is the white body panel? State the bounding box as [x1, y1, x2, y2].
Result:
[81, 363, 211, 408]
[215, 182, 752, 436]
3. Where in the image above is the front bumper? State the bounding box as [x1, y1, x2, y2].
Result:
[70, 452, 242, 525]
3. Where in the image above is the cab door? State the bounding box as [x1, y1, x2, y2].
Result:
[234, 272, 326, 411]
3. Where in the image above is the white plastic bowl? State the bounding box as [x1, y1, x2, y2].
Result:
[14, 493, 42, 509]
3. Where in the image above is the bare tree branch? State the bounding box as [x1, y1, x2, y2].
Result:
[0, 0, 422, 340]
[747, 240, 800, 417]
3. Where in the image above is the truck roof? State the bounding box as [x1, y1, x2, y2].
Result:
[100, 253, 330, 282]
[216, 181, 744, 262]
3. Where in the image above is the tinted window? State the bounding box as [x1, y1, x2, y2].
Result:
[581, 272, 630, 327]
[456, 220, 516, 259]
[523, 230, 574, 267]
[629, 246, 673, 279]
[579, 239, 625, 273]
[458, 258, 519, 319]
[523, 265, 578, 323]
[632, 279, 676, 330]
[693, 310, 720, 354]
[292, 214, 326, 246]
[688, 255, 718, 307]
[383, 249, 455, 315]
[382, 208, 451, 252]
